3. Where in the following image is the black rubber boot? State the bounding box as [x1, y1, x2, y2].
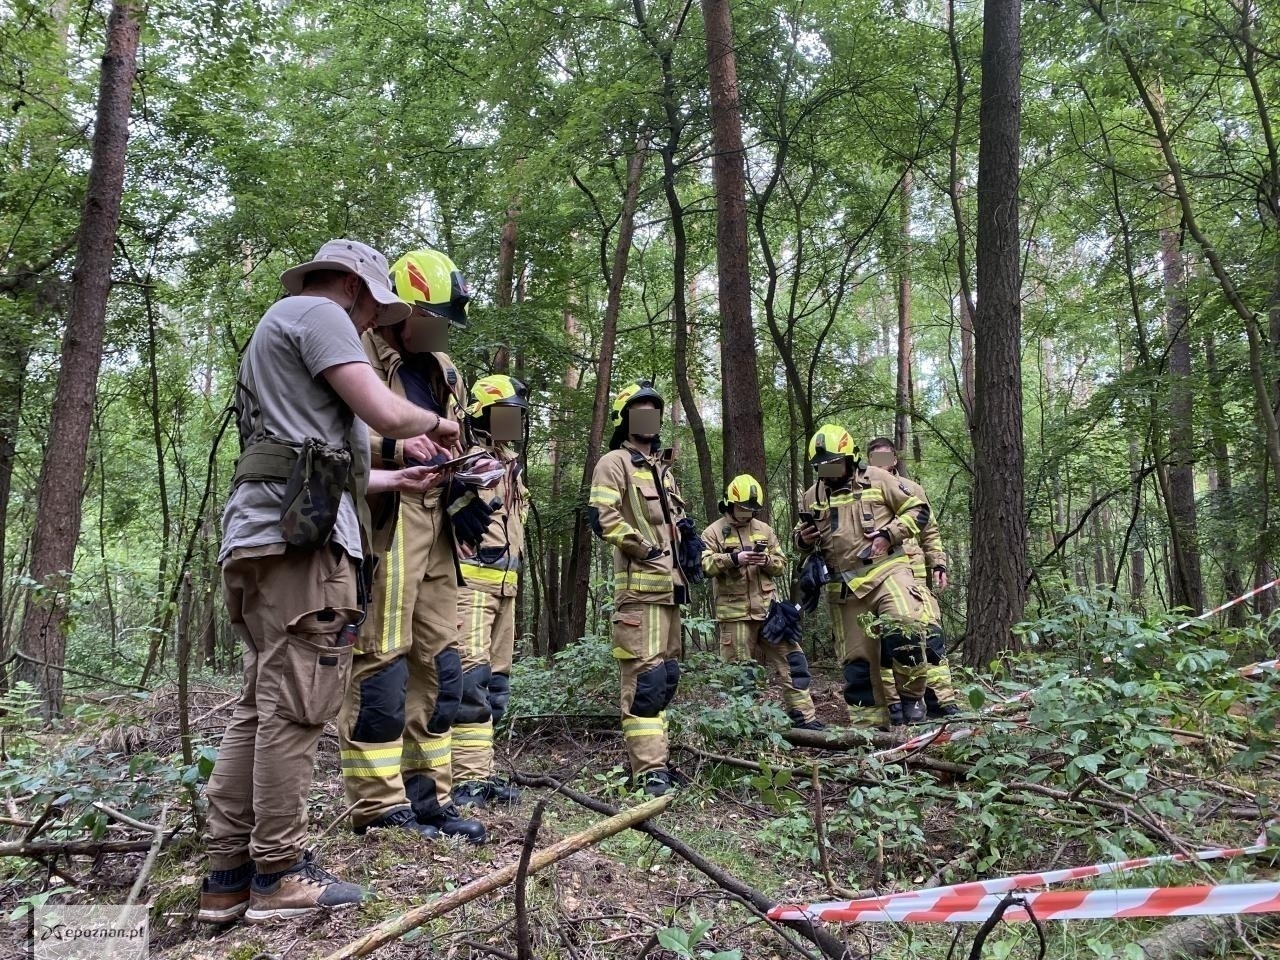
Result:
[354, 806, 441, 839]
[887, 702, 906, 727]
[902, 699, 928, 724]
[420, 804, 486, 844]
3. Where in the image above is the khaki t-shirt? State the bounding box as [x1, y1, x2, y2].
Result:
[220, 295, 370, 562]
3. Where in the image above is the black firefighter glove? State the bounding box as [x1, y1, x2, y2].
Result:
[675, 517, 706, 585]
[798, 551, 830, 613]
[447, 479, 499, 549]
[761, 599, 803, 645]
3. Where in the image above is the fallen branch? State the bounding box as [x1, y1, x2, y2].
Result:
[125, 801, 169, 906]
[321, 794, 672, 960]
[516, 772, 851, 960]
[0, 838, 168, 858]
[1119, 915, 1280, 959]
[92, 802, 159, 834]
[515, 798, 546, 960]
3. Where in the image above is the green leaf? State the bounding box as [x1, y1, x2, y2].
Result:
[968, 688, 986, 710]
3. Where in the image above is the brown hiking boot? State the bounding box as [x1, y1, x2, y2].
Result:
[244, 852, 364, 923]
[197, 874, 251, 924]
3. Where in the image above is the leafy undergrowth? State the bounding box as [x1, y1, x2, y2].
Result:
[2, 594, 1280, 958]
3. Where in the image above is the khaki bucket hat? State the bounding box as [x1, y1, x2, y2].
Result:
[280, 239, 411, 326]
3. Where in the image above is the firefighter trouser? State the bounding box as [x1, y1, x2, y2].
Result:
[453, 587, 516, 786]
[830, 564, 930, 726]
[338, 500, 460, 829]
[717, 620, 816, 724]
[207, 547, 357, 875]
[612, 602, 681, 776]
[879, 584, 957, 710]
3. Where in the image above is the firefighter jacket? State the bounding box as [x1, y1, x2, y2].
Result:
[700, 516, 786, 622]
[458, 439, 527, 598]
[588, 440, 689, 605]
[895, 474, 948, 582]
[793, 465, 931, 600]
[360, 331, 467, 554]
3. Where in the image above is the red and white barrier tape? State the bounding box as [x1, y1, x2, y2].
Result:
[1239, 658, 1280, 679]
[770, 825, 1273, 923]
[775, 882, 1280, 923]
[1176, 577, 1280, 632]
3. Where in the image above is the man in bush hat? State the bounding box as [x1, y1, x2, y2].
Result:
[201, 239, 459, 925]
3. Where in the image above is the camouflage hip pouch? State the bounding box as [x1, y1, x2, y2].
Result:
[279, 438, 352, 548]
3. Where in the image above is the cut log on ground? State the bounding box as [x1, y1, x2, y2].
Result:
[321, 793, 672, 960]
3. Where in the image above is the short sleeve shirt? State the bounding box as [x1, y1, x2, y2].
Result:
[220, 295, 371, 562]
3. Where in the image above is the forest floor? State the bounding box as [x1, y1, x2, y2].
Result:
[2, 642, 1280, 960]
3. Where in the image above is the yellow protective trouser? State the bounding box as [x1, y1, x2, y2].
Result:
[717, 620, 816, 723]
[207, 547, 357, 875]
[880, 586, 957, 710]
[338, 499, 459, 829]
[612, 602, 681, 776]
[830, 563, 930, 726]
[452, 587, 516, 786]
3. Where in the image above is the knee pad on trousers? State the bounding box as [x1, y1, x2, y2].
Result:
[661, 658, 681, 709]
[632, 662, 668, 717]
[786, 649, 813, 691]
[427, 647, 463, 734]
[880, 627, 924, 667]
[404, 773, 444, 821]
[926, 626, 946, 664]
[352, 656, 409, 743]
[488, 672, 511, 726]
[842, 660, 876, 707]
[455, 664, 492, 726]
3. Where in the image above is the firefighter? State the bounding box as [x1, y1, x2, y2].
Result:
[336, 248, 485, 843]
[451, 374, 530, 808]
[794, 424, 933, 727]
[866, 438, 961, 718]
[588, 381, 698, 796]
[701, 475, 824, 730]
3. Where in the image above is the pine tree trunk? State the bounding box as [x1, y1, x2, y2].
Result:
[895, 170, 913, 454]
[492, 199, 519, 373]
[1204, 333, 1245, 625]
[703, 0, 766, 492]
[563, 145, 646, 654]
[16, 0, 141, 715]
[965, 0, 1027, 668]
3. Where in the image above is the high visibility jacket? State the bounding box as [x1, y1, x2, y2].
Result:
[457, 440, 527, 598]
[700, 516, 786, 622]
[360, 331, 467, 554]
[588, 440, 689, 605]
[794, 465, 931, 600]
[895, 474, 948, 582]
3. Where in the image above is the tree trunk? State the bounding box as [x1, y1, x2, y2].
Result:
[702, 0, 766, 492]
[544, 303, 581, 656]
[562, 144, 647, 653]
[0, 337, 30, 660]
[1204, 332, 1245, 625]
[965, 0, 1027, 668]
[16, 0, 141, 716]
[492, 199, 519, 373]
[895, 170, 913, 454]
[1128, 434, 1147, 601]
[1161, 175, 1204, 613]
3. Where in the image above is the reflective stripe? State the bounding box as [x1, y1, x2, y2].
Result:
[827, 554, 913, 594]
[452, 725, 493, 746]
[460, 563, 519, 588]
[402, 736, 451, 768]
[615, 571, 672, 592]
[622, 717, 665, 738]
[459, 588, 488, 660]
[377, 512, 407, 654]
[897, 496, 925, 537]
[589, 485, 621, 505]
[340, 745, 402, 777]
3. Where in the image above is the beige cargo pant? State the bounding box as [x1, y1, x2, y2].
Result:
[831, 563, 929, 727]
[452, 586, 516, 785]
[612, 602, 681, 776]
[717, 620, 817, 723]
[338, 496, 459, 829]
[206, 546, 358, 875]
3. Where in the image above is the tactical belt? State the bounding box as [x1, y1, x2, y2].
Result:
[231, 439, 300, 486]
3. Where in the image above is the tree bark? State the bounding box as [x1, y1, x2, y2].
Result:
[965, 0, 1027, 667]
[16, 0, 141, 715]
[1204, 333, 1245, 625]
[895, 170, 913, 454]
[702, 0, 766, 492]
[1160, 172, 1203, 613]
[562, 144, 647, 653]
[492, 198, 519, 373]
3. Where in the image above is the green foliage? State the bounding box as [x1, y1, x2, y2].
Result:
[656, 910, 742, 960]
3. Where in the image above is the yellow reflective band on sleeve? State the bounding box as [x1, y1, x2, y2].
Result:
[340, 746, 403, 778]
[589, 485, 622, 505]
[402, 737, 452, 769]
[622, 717, 666, 739]
[897, 497, 926, 537]
[828, 493, 856, 507]
[911, 560, 927, 580]
[460, 563, 519, 589]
